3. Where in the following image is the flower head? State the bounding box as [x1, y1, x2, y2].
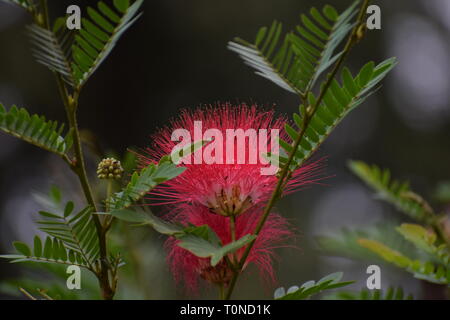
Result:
[139, 103, 324, 215]
[165, 205, 293, 292]
[139, 103, 324, 291]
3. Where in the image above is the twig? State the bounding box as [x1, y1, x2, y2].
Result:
[34, 2, 114, 300]
[19, 288, 37, 300]
[224, 0, 372, 300]
[37, 288, 54, 300]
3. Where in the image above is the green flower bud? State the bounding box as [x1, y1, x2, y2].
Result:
[97, 158, 124, 180]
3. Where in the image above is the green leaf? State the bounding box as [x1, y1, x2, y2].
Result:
[72, 0, 143, 86]
[1, 236, 90, 269]
[27, 23, 75, 86]
[170, 139, 210, 165]
[33, 236, 42, 257]
[0, 104, 73, 158]
[275, 271, 354, 300]
[37, 204, 99, 267]
[114, 0, 130, 13]
[357, 61, 375, 86]
[178, 233, 256, 267]
[112, 207, 255, 267]
[396, 224, 436, 254]
[64, 201, 75, 218]
[358, 236, 447, 284]
[316, 222, 412, 262]
[13, 242, 31, 257]
[326, 286, 413, 300]
[110, 208, 184, 235]
[0, 236, 93, 270]
[396, 224, 450, 267]
[228, 3, 358, 95]
[108, 158, 186, 211]
[349, 161, 435, 223]
[27, 0, 143, 88]
[278, 58, 397, 171]
[358, 238, 412, 268]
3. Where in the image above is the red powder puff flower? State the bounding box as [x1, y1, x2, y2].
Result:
[138, 103, 324, 291]
[165, 205, 294, 292]
[139, 103, 324, 217]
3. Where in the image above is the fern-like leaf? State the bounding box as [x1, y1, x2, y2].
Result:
[326, 286, 413, 300]
[37, 202, 99, 268]
[278, 59, 396, 171]
[0, 103, 73, 158]
[0, 236, 92, 269]
[358, 238, 450, 285]
[274, 272, 354, 300]
[110, 208, 256, 267]
[397, 223, 450, 265]
[228, 3, 358, 96]
[107, 156, 185, 212]
[316, 222, 414, 262]
[72, 0, 143, 87]
[27, 22, 75, 86]
[349, 161, 435, 224]
[27, 0, 143, 88]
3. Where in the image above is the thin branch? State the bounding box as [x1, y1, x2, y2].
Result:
[224, 0, 372, 300]
[19, 288, 37, 300]
[33, 2, 114, 300]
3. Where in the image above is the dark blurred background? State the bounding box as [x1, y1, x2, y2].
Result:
[0, 0, 449, 299]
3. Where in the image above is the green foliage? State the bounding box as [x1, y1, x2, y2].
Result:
[279, 59, 396, 171]
[358, 236, 450, 285]
[110, 208, 256, 267]
[37, 202, 100, 268]
[71, 0, 143, 86]
[316, 223, 413, 262]
[28, 0, 143, 88]
[228, 3, 358, 96]
[178, 232, 255, 267]
[0, 103, 73, 157]
[28, 23, 74, 86]
[396, 224, 450, 270]
[274, 272, 354, 300]
[0, 192, 100, 270]
[358, 238, 412, 268]
[0, 263, 101, 300]
[322, 161, 450, 288]
[349, 161, 435, 223]
[0, 235, 92, 269]
[107, 156, 186, 212]
[326, 286, 413, 300]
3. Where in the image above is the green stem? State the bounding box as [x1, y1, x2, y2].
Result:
[224, 0, 371, 300]
[35, 2, 114, 300]
[229, 215, 237, 265]
[230, 215, 236, 242]
[106, 180, 113, 212]
[218, 283, 225, 300]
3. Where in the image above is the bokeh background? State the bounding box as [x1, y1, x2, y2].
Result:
[0, 0, 449, 299]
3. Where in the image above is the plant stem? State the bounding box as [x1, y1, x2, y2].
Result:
[224, 0, 371, 300]
[106, 180, 113, 212]
[35, 1, 114, 300]
[19, 288, 37, 300]
[228, 215, 237, 265]
[218, 283, 225, 300]
[230, 215, 236, 242]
